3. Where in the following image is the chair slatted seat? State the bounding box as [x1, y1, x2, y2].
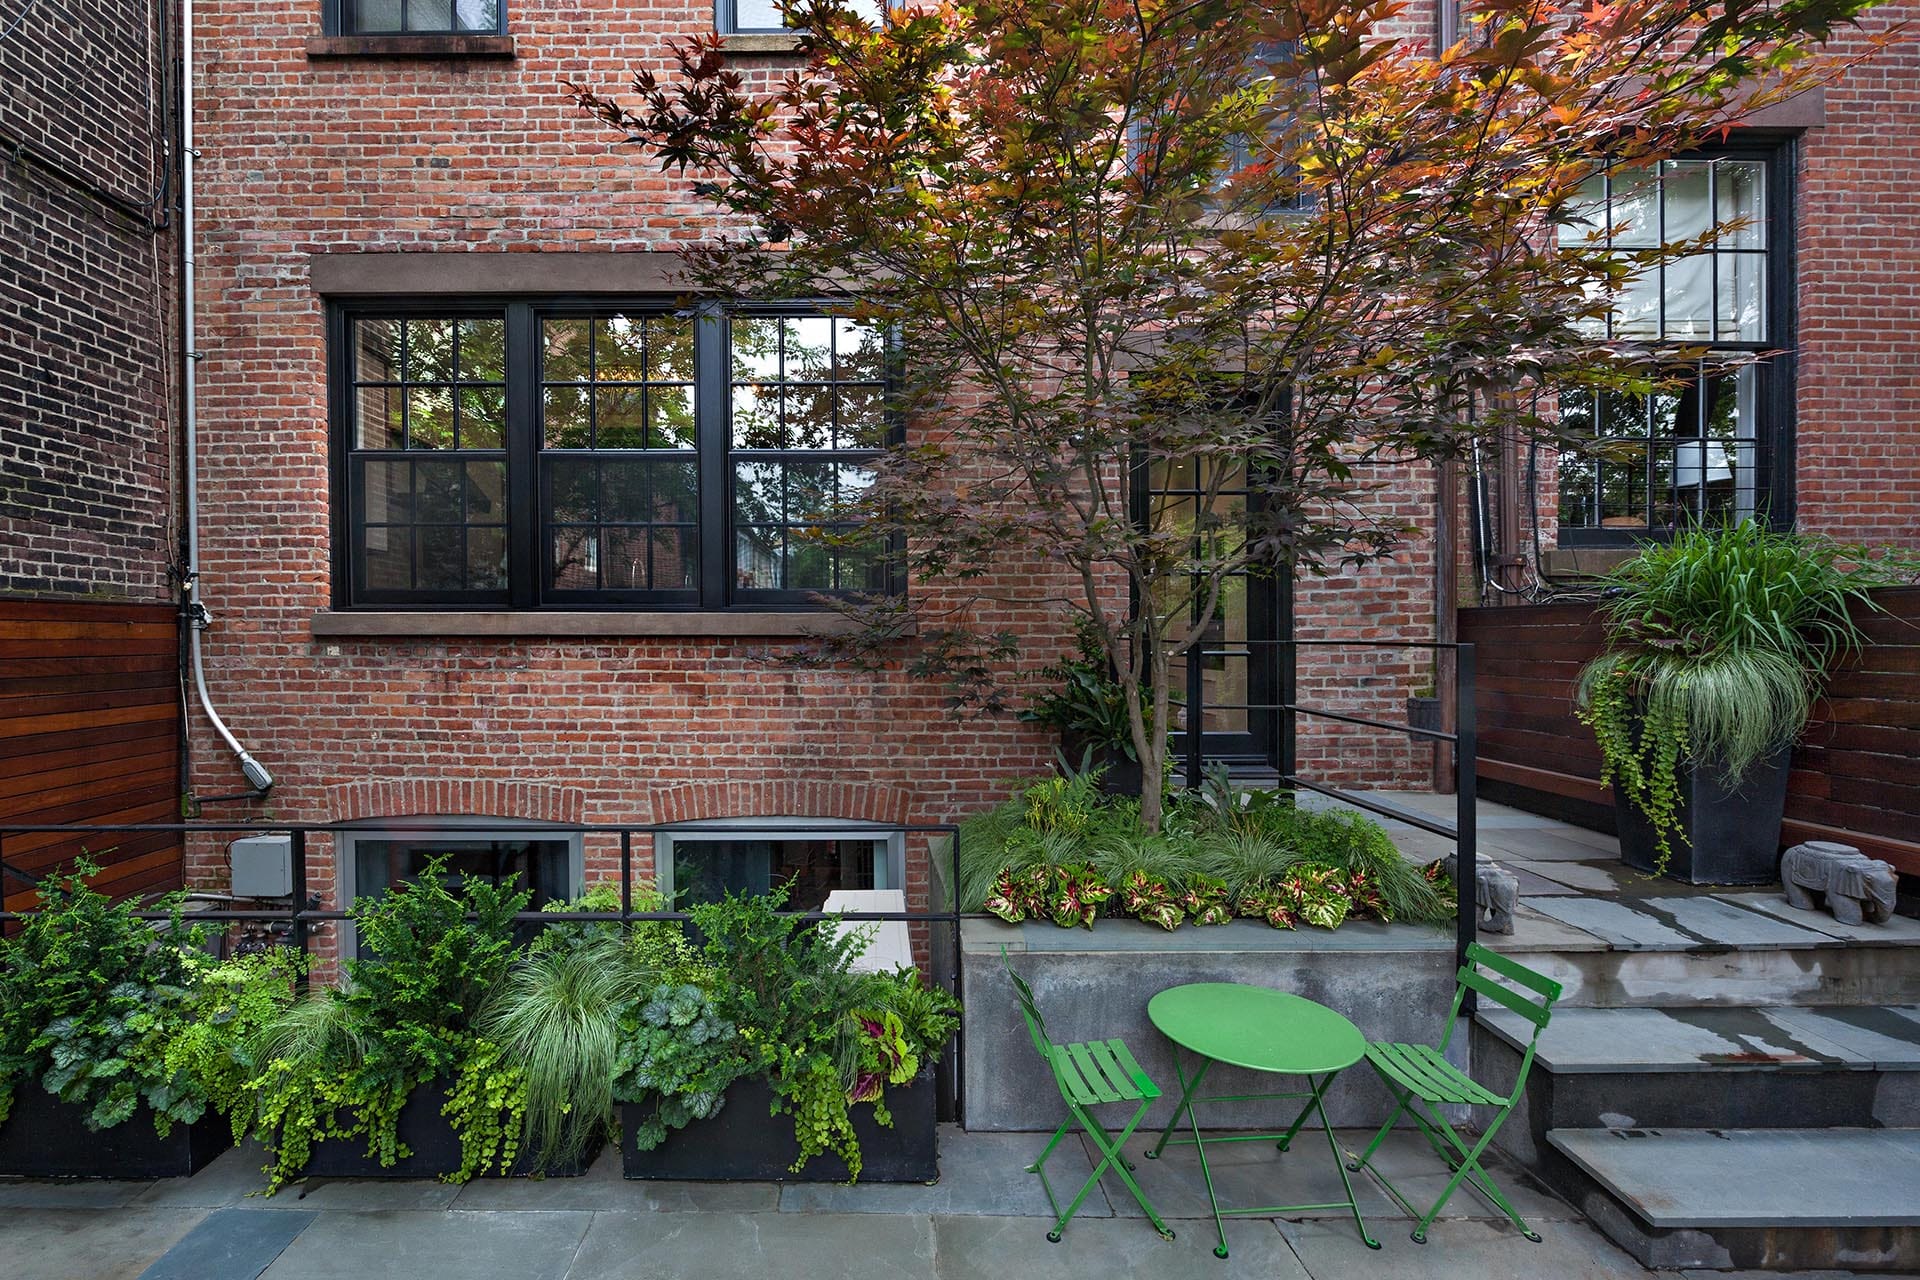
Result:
[1004, 951, 1173, 1244]
[1347, 942, 1563, 1244]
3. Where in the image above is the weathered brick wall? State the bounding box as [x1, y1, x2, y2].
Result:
[1795, 12, 1920, 549]
[0, 0, 176, 600]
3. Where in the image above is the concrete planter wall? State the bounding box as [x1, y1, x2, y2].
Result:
[964, 917, 1457, 1131]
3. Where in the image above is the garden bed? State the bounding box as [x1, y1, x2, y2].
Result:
[0, 1085, 231, 1179]
[302, 1080, 593, 1180]
[621, 1074, 937, 1183]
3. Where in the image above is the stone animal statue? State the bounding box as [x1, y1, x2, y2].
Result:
[1440, 855, 1519, 935]
[1780, 841, 1898, 926]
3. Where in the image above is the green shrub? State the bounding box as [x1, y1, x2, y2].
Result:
[0, 861, 216, 1136]
[245, 860, 531, 1191]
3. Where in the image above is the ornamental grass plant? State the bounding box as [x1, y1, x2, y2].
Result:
[1575, 520, 1918, 873]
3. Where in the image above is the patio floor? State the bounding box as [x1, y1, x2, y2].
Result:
[0, 1128, 1746, 1280]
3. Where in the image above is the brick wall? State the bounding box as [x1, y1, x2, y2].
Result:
[0, 0, 177, 600]
[1794, 11, 1920, 548]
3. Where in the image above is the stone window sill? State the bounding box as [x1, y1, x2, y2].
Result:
[309, 610, 869, 639]
[305, 35, 516, 59]
[721, 33, 805, 54]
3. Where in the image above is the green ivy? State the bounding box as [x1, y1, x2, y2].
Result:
[443, 1037, 529, 1181]
[1577, 658, 1690, 876]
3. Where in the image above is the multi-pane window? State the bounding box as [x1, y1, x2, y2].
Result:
[1142, 456, 1278, 761]
[730, 316, 891, 594]
[1556, 151, 1786, 542]
[334, 302, 898, 610]
[335, 0, 504, 34]
[542, 315, 699, 601]
[349, 316, 509, 600]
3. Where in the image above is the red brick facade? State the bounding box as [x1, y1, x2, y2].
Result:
[174, 1, 1920, 909]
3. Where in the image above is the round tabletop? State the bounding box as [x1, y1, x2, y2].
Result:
[1147, 983, 1366, 1075]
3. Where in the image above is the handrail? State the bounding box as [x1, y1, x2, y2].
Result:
[1174, 635, 1479, 1010]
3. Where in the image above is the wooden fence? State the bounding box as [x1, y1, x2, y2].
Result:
[0, 599, 183, 913]
[1459, 588, 1920, 877]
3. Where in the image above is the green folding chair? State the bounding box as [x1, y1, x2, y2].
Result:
[1002, 952, 1175, 1243]
[1345, 941, 1562, 1244]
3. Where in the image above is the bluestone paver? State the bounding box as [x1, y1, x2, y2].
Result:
[1548, 1128, 1920, 1227]
[567, 1209, 936, 1280]
[257, 1209, 591, 1280]
[0, 1206, 207, 1280]
[1085, 1128, 1396, 1225]
[777, 1126, 1089, 1217]
[1281, 1215, 1653, 1279]
[932, 1212, 1311, 1278]
[1476, 1005, 1871, 1072]
[134, 1207, 316, 1280]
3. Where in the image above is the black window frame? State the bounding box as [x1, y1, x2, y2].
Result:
[327, 298, 904, 612]
[324, 0, 508, 36]
[1556, 137, 1797, 546]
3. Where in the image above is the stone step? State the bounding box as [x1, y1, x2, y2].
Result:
[1492, 891, 1920, 1008]
[1471, 1005, 1920, 1162]
[1542, 1126, 1920, 1271]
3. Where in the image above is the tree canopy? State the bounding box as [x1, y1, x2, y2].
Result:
[575, 0, 1887, 826]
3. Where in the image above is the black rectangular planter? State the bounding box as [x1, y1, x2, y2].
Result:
[621, 1075, 937, 1182]
[0, 1084, 232, 1179]
[1615, 746, 1792, 885]
[303, 1082, 592, 1180]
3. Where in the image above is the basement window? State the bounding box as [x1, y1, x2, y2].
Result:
[653, 821, 903, 911]
[334, 823, 582, 958]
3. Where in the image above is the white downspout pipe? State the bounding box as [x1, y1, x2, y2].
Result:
[180, 0, 273, 796]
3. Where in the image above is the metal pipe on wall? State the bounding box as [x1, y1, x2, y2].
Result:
[179, 0, 273, 798]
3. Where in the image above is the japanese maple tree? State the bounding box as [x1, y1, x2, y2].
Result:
[575, 0, 1884, 828]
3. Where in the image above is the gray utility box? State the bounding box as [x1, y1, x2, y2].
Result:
[229, 834, 293, 899]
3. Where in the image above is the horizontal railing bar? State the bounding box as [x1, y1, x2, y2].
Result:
[1280, 775, 1459, 840]
[1183, 700, 1455, 742]
[0, 909, 965, 924]
[1175, 639, 1475, 650]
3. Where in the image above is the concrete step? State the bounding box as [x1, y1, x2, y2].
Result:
[1542, 1126, 1920, 1271]
[1493, 892, 1920, 1008]
[1472, 1005, 1920, 1166]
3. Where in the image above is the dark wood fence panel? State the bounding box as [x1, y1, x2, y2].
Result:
[1459, 588, 1920, 877]
[0, 600, 182, 913]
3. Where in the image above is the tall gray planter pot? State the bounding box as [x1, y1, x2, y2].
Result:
[1614, 746, 1792, 885]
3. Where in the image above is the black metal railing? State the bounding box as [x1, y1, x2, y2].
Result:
[1176, 637, 1480, 998]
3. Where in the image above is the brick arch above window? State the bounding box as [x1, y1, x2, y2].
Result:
[328, 779, 587, 825]
[652, 780, 913, 827]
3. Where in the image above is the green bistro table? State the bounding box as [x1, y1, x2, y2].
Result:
[1145, 982, 1379, 1259]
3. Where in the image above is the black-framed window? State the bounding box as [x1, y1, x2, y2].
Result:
[331, 300, 901, 610]
[1556, 147, 1793, 543]
[1137, 455, 1281, 764]
[719, 0, 887, 34]
[329, 0, 505, 35]
[338, 827, 581, 958]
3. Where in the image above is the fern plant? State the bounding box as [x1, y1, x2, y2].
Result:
[1575, 521, 1917, 874]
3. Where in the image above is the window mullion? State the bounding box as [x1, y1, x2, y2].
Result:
[697, 307, 731, 610]
[505, 302, 539, 609]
